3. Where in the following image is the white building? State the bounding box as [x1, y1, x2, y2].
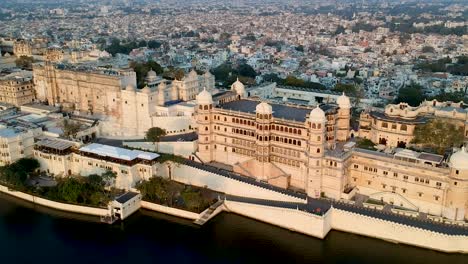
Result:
[0, 126, 34, 166]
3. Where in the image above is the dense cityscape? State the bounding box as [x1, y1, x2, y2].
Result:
[0, 0, 467, 261]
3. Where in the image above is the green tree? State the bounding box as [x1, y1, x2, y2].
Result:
[295, 45, 304, 52]
[422, 46, 435, 53]
[145, 127, 167, 152]
[181, 190, 205, 212]
[58, 178, 84, 203]
[63, 119, 81, 138]
[15, 56, 34, 69]
[395, 83, 425, 106]
[411, 120, 464, 154]
[130, 60, 164, 88]
[148, 40, 162, 49]
[237, 63, 257, 78]
[334, 83, 357, 95]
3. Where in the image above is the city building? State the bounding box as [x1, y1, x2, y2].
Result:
[359, 100, 468, 147]
[194, 87, 468, 221]
[0, 126, 34, 166]
[33, 63, 214, 137]
[33, 140, 160, 190]
[195, 87, 351, 196]
[0, 74, 35, 106]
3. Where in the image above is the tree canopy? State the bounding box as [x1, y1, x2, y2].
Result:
[211, 63, 258, 87]
[394, 83, 425, 106]
[145, 127, 167, 148]
[129, 60, 164, 88]
[15, 56, 34, 69]
[411, 120, 464, 154]
[0, 158, 39, 188]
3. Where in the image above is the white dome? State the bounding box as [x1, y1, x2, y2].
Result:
[450, 147, 468, 170]
[231, 78, 246, 97]
[125, 84, 135, 91]
[196, 88, 213, 105]
[309, 106, 326, 123]
[255, 102, 273, 114]
[147, 69, 157, 82]
[337, 92, 351, 109]
[141, 85, 151, 94]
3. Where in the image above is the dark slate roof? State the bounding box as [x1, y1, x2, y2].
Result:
[370, 111, 427, 124]
[115, 192, 139, 204]
[218, 99, 337, 122]
[160, 132, 198, 142]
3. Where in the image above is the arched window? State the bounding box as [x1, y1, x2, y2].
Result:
[205, 116, 208, 120]
[312, 123, 316, 129]
[293, 129, 297, 134]
[298, 130, 302, 135]
[205, 127, 209, 131]
[204, 105, 208, 110]
[289, 128, 293, 133]
[280, 127, 284, 132]
[318, 124, 322, 129]
[401, 124, 407, 131]
[298, 141, 301, 146]
[288, 139, 292, 144]
[317, 148, 321, 153]
[199, 105, 202, 110]
[293, 140, 297, 145]
[317, 136, 321, 141]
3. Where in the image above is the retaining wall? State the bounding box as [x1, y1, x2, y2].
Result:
[140, 200, 200, 220]
[0, 185, 108, 216]
[163, 164, 305, 203]
[330, 208, 468, 253]
[224, 200, 331, 238]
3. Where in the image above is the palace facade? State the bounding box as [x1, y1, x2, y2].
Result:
[359, 100, 468, 147]
[32, 62, 214, 137]
[194, 87, 468, 221]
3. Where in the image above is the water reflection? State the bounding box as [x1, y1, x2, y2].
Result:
[0, 193, 466, 264]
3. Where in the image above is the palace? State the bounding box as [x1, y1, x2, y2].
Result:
[32, 62, 214, 137]
[194, 85, 468, 221]
[359, 100, 468, 147]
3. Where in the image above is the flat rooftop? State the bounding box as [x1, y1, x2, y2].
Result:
[218, 99, 337, 122]
[36, 138, 75, 151]
[114, 192, 140, 204]
[0, 127, 25, 138]
[79, 143, 160, 161]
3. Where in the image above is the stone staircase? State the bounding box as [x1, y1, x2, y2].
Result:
[193, 200, 224, 225]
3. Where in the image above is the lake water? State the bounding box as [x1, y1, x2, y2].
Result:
[0, 193, 466, 264]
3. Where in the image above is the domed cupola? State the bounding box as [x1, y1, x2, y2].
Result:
[196, 87, 213, 105]
[450, 147, 468, 171]
[146, 69, 157, 82]
[255, 102, 273, 115]
[337, 92, 351, 109]
[309, 105, 326, 123]
[231, 78, 247, 98]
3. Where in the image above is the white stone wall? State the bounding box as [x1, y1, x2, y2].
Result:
[160, 164, 305, 203]
[0, 185, 108, 216]
[224, 200, 331, 238]
[330, 208, 468, 253]
[123, 141, 197, 158]
[141, 200, 200, 220]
